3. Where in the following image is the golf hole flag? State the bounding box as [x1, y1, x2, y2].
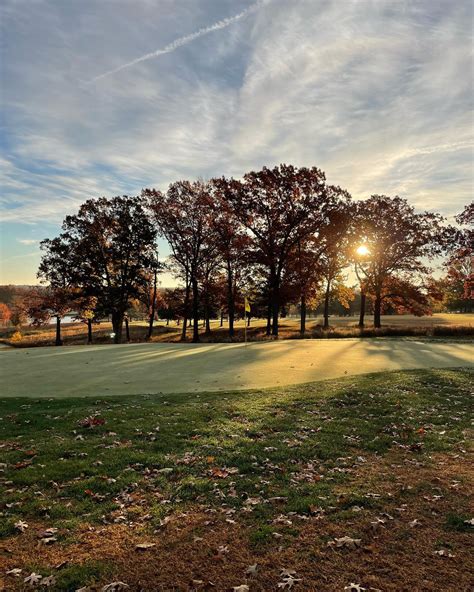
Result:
[244, 297, 251, 313]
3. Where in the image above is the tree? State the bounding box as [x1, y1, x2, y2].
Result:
[39, 196, 158, 344]
[145, 181, 218, 343]
[74, 295, 98, 344]
[446, 203, 474, 303]
[210, 189, 251, 338]
[38, 238, 76, 345]
[316, 198, 353, 329]
[352, 195, 449, 328]
[159, 287, 187, 325]
[214, 165, 335, 337]
[22, 287, 51, 327]
[282, 239, 322, 334]
[44, 287, 74, 346]
[136, 257, 165, 340]
[0, 302, 12, 326]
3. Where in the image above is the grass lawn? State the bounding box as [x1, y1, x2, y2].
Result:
[1, 313, 473, 348]
[0, 368, 473, 591]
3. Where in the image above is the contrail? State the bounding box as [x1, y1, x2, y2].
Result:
[87, 0, 269, 83]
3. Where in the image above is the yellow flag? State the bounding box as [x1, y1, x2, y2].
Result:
[244, 297, 251, 313]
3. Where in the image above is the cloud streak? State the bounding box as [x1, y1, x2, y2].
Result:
[87, 0, 269, 83]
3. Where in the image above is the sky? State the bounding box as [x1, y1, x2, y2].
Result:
[0, 0, 473, 285]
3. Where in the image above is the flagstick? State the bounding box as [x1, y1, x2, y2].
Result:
[244, 309, 247, 344]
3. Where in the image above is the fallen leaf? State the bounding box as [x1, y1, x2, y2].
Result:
[24, 572, 42, 586]
[329, 536, 361, 549]
[135, 542, 156, 550]
[433, 549, 455, 558]
[101, 583, 129, 592]
[14, 520, 28, 532]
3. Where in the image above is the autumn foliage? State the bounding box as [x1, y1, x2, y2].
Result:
[18, 164, 470, 344]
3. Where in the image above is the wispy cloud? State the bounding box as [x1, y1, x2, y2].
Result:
[18, 239, 38, 245]
[87, 0, 270, 84]
[1, 0, 472, 283]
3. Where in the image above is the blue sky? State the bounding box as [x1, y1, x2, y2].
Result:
[0, 0, 472, 284]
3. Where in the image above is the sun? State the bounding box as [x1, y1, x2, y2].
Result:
[356, 244, 370, 257]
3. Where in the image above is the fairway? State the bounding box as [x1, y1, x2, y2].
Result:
[1, 338, 473, 397]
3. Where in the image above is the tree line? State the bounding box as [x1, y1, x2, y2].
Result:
[4, 164, 473, 344]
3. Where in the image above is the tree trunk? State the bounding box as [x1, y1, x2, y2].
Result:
[300, 294, 306, 334]
[181, 281, 191, 341]
[323, 280, 331, 329]
[192, 276, 200, 343]
[55, 315, 62, 346]
[227, 263, 235, 338]
[358, 291, 366, 328]
[112, 310, 124, 344]
[220, 310, 224, 327]
[374, 290, 382, 328]
[125, 317, 131, 342]
[266, 298, 272, 336]
[204, 288, 211, 334]
[166, 317, 170, 326]
[147, 270, 158, 340]
[271, 276, 280, 337]
[87, 318, 92, 344]
[247, 315, 250, 327]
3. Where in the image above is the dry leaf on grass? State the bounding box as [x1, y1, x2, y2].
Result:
[329, 536, 362, 549]
[135, 542, 156, 550]
[14, 519, 28, 532]
[277, 569, 302, 589]
[101, 582, 129, 592]
[433, 549, 455, 557]
[24, 572, 42, 586]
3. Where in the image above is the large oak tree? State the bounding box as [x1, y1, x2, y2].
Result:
[352, 195, 449, 328]
[39, 196, 158, 344]
[214, 165, 337, 336]
[145, 181, 218, 343]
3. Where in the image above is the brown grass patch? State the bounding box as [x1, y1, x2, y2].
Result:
[2, 449, 472, 591]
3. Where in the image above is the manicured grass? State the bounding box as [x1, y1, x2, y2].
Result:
[0, 368, 472, 590]
[1, 313, 472, 347]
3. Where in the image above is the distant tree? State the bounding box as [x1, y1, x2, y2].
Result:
[377, 276, 438, 317]
[38, 237, 77, 345]
[145, 181, 218, 343]
[210, 188, 251, 338]
[22, 287, 51, 326]
[0, 302, 11, 325]
[136, 257, 165, 340]
[447, 203, 474, 302]
[352, 195, 449, 328]
[74, 295, 98, 344]
[10, 300, 28, 328]
[215, 165, 335, 337]
[159, 287, 187, 325]
[44, 288, 75, 346]
[282, 239, 322, 334]
[317, 198, 353, 329]
[39, 196, 158, 344]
